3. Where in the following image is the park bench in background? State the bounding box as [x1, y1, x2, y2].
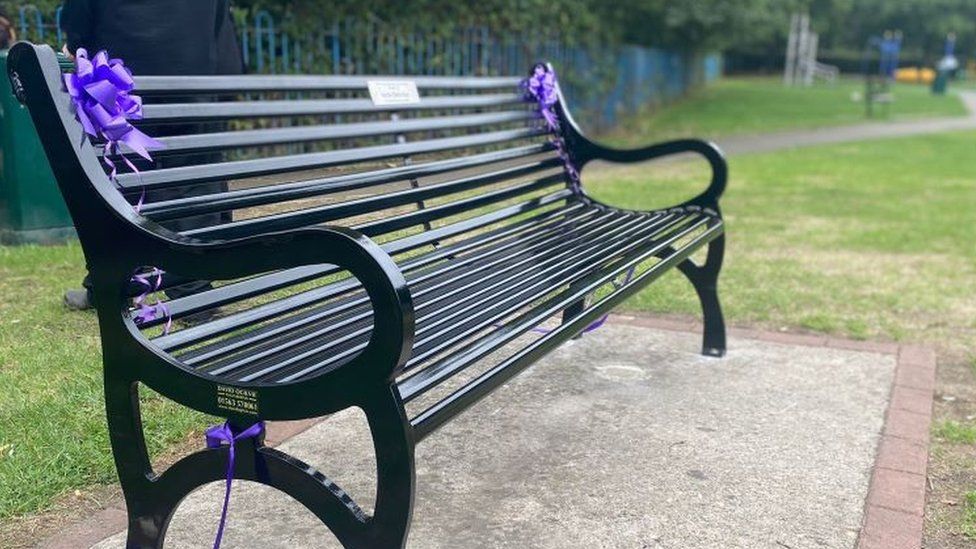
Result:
[9, 42, 727, 548]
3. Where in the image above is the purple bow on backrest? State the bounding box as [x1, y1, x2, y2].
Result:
[523, 64, 560, 130]
[63, 48, 164, 179]
[521, 63, 581, 189]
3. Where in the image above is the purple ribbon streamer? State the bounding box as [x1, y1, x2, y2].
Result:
[521, 64, 581, 190]
[131, 267, 172, 335]
[521, 64, 633, 333]
[205, 421, 265, 549]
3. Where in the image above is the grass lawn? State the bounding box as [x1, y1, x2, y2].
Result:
[0, 244, 206, 523]
[601, 76, 970, 145]
[585, 131, 975, 345]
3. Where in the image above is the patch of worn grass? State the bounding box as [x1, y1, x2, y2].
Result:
[583, 130, 976, 348]
[962, 492, 976, 539]
[600, 76, 969, 145]
[0, 243, 207, 519]
[935, 421, 976, 445]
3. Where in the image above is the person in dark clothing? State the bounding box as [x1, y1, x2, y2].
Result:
[0, 11, 17, 49]
[61, 0, 243, 75]
[60, 0, 243, 311]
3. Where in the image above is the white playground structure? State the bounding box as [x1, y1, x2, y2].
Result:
[784, 13, 840, 86]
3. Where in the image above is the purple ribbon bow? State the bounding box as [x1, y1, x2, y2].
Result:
[521, 63, 581, 189]
[63, 48, 164, 181]
[521, 64, 633, 333]
[65, 49, 172, 332]
[205, 421, 265, 549]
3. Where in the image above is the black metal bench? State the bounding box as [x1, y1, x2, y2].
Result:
[9, 42, 727, 548]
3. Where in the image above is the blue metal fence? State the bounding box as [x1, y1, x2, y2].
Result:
[15, 5, 721, 131]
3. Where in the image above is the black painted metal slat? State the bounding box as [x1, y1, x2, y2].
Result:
[140, 94, 525, 122]
[185, 174, 568, 241]
[175, 207, 599, 367]
[260, 211, 681, 384]
[148, 157, 562, 224]
[255, 211, 647, 383]
[116, 128, 547, 188]
[135, 143, 552, 219]
[149, 195, 581, 343]
[110, 111, 534, 158]
[189, 209, 615, 377]
[135, 74, 522, 94]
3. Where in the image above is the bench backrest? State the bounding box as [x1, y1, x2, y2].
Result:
[10, 44, 573, 256]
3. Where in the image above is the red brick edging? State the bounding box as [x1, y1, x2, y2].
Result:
[859, 345, 936, 549]
[41, 314, 935, 549]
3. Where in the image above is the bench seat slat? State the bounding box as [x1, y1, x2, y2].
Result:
[172, 206, 592, 364]
[147, 194, 579, 341]
[190, 209, 695, 384]
[139, 94, 525, 122]
[399, 214, 676, 374]
[272, 211, 708, 385]
[179, 208, 610, 375]
[406, 217, 722, 435]
[226, 210, 639, 383]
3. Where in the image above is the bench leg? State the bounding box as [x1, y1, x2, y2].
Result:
[101, 375, 171, 548]
[561, 295, 587, 339]
[104, 377, 415, 548]
[677, 233, 727, 357]
[360, 386, 417, 548]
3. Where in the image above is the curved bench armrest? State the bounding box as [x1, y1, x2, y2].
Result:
[549, 76, 727, 210]
[573, 137, 728, 211]
[102, 225, 415, 382]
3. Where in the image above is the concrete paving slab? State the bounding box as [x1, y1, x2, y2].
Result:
[91, 325, 895, 549]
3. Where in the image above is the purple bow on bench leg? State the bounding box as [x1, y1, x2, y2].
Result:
[205, 421, 265, 549]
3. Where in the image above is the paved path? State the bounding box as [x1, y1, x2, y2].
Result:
[90, 323, 902, 549]
[714, 90, 976, 155]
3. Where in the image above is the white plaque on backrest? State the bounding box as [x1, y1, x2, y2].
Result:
[367, 80, 421, 106]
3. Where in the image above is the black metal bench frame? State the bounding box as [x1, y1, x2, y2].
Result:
[9, 42, 727, 548]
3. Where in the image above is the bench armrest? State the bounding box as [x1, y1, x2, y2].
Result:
[549, 83, 727, 210]
[588, 139, 729, 202]
[98, 225, 415, 382]
[580, 138, 728, 205]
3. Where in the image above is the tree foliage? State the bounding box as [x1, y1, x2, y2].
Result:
[593, 0, 800, 51]
[805, 0, 976, 61]
[4, 0, 975, 63]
